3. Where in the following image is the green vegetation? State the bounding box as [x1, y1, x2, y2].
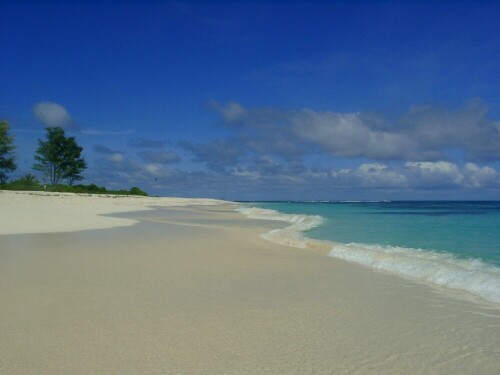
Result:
[0, 124, 149, 196]
[5, 173, 40, 190]
[1, 174, 148, 196]
[0, 120, 16, 183]
[34, 126, 87, 185]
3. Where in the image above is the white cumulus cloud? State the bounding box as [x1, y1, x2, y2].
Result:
[33, 101, 72, 128]
[404, 161, 464, 188]
[332, 163, 407, 188]
[463, 163, 499, 188]
[209, 99, 500, 162]
[292, 110, 423, 160]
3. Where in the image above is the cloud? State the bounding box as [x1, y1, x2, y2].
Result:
[138, 151, 180, 164]
[350, 163, 407, 188]
[209, 100, 246, 123]
[83, 98, 500, 199]
[87, 156, 174, 189]
[401, 161, 500, 190]
[33, 101, 72, 128]
[210, 101, 306, 160]
[107, 153, 124, 162]
[292, 110, 428, 160]
[87, 151, 500, 200]
[82, 129, 133, 135]
[92, 144, 124, 162]
[128, 138, 166, 148]
[330, 161, 500, 191]
[251, 156, 283, 175]
[400, 99, 500, 161]
[209, 99, 500, 162]
[180, 140, 245, 171]
[404, 161, 464, 188]
[463, 163, 499, 188]
[330, 163, 407, 188]
[93, 145, 121, 154]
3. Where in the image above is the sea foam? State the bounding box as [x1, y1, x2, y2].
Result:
[238, 206, 325, 249]
[238, 205, 500, 304]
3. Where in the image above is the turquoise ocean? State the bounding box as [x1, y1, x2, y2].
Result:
[238, 201, 500, 304]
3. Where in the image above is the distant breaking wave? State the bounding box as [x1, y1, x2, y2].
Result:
[237, 206, 500, 305]
[242, 200, 391, 204]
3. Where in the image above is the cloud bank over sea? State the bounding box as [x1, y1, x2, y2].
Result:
[68, 99, 498, 200]
[6, 98, 500, 200]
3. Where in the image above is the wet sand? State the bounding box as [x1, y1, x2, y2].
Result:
[0, 192, 499, 374]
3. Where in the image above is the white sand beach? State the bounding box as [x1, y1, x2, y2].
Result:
[1, 191, 499, 374]
[0, 190, 228, 235]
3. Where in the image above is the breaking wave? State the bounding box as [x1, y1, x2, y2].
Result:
[237, 206, 500, 304]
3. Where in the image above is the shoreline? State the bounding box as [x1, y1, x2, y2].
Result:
[238, 204, 500, 308]
[1, 192, 500, 373]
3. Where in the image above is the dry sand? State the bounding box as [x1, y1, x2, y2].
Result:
[0, 190, 228, 235]
[0, 191, 499, 374]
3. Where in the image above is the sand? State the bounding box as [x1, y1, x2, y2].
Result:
[1, 191, 499, 374]
[0, 190, 228, 235]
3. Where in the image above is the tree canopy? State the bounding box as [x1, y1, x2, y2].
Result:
[0, 120, 16, 183]
[33, 126, 87, 185]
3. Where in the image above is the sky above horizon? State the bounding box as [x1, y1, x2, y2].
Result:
[1, 0, 500, 200]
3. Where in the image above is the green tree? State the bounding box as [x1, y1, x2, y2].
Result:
[33, 127, 87, 185]
[0, 120, 16, 183]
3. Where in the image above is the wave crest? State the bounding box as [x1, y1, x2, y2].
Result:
[237, 206, 324, 248]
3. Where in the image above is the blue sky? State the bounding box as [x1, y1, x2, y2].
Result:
[1, 0, 499, 200]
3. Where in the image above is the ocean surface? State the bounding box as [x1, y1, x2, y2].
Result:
[238, 201, 500, 304]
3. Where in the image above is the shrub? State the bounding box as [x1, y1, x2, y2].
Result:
[129, 186, 148, 196]
[7, 174, 42, 190]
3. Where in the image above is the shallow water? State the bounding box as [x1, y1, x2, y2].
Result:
[239, 201, 500, 304]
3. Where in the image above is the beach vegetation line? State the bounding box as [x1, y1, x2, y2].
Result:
[1, 174, 148, 196]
